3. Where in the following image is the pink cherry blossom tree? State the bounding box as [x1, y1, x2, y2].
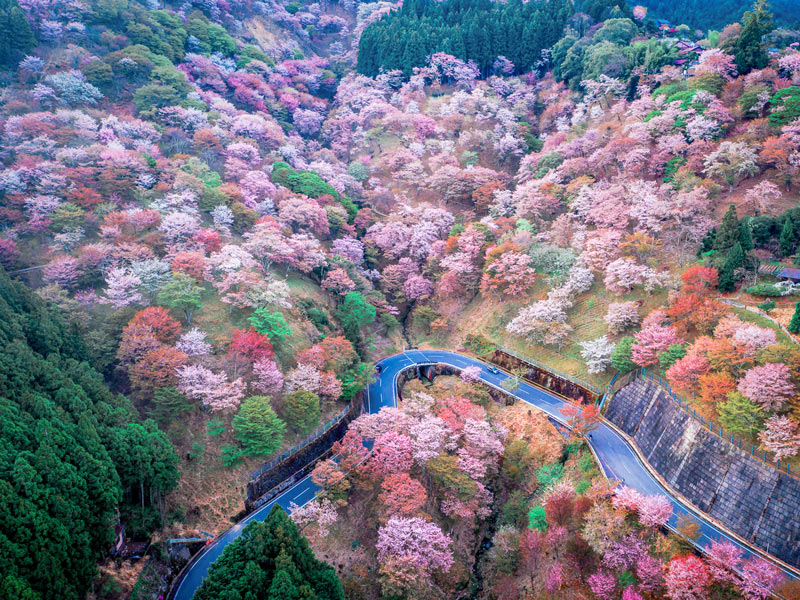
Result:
[176, 364, 245, 411]
[631, 325, 684, 367]
[376, 516, 454, 576]
[176, 328, 212, 356]
[252, 357, 284, 395]
[740, 558, 785, 600]
[737, 363, 796, 411]
[758, 415, 800, 460]
[665, 555, 710, 600]
[103, 267, 143, 308]
[637, 494, 673, 528]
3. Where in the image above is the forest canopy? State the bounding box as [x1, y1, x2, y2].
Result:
[357, 0, 574, 76]
[0, 267, 178, 600]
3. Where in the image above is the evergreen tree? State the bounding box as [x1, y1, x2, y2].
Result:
[788, 301, 800, 334]
[157, 274, 203, 326]
[249, 309, 293, 343]
[739, 220, 754, 253]
[713, 204, 740, 252]
[611, 336, 637, 372]
[194, 505, 344, 600]
[734, 0, 772, 75]
[336, 291, 377, 346]
[0, 0, 36, 68]
[718, 242, 745, 292]
[150, 386, 194, 425]
[233, 396, 286, 456]
[0, 267, 178, 600]
[779, 217, 796, 257]
[718, 392, 765, 437]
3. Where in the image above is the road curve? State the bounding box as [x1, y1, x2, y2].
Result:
[173, 349, 797, 600]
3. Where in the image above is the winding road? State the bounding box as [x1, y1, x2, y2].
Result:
[172, 349, 798, 600]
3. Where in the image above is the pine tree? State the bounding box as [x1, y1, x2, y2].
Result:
[0, 0, 36, 68]
[739, 220, 754, 253]
[734, 0, 772, 75]
[718, 242, 745, 292]
[788, 301, 800, 333]
[713, 204, 740, 252]
[283, 390, 321, 434]
[718, 392, 765, 437]
[233, 396, 286, 456]
[779, 217, 796, 257]
[150, 386, 194, 425]
[194, 505, 344, 600]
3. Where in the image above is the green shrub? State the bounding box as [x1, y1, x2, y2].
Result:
[536, 462, 564, 486]
[528, 505, 548, 531]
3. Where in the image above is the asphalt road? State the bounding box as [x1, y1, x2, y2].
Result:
[173, 350, 797, 600]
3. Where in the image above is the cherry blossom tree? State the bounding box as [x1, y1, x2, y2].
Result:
[332, 236, 364, 265]
[176, 328, 212, 356]
[665, 555, 710, 600]
[637, 494, 673, 528]
[613, 486, 644, 512]
[758, 415, 800, 460]
[631, 325, 684, 367]
[604, 259, 666, 295]
[409, 415, 447, 465]
[43, 255, 83, 288]
[378, 473, 427, 517]
[744, 181, 782, 216]
[636, 555, 665, 594]
[103, 267, 143, 308]
[322, 268, 356, 295]
[506, 299, 573, 347]
[706, 540, 742, 584]
[703, 142, 760, 191]
[738, 363, 796, 411]
[177, 364, 246, 411]
[695, 49, 737, 81]
[289, 498, 338, 536]
[589, 571, 617, 600]
[580, 336, 616, 374]
[666, 353, 710, 394]
[403, 274, 433, 301]
[284, 363, 323, 395]
[252, 358, 284, 396]
[740, 558, 785, 600]
[605, 301, 641, 334]
[376, 517, 453, 577]
[481, 251, 537, 297]
[460, 365, 482, 383]
[365, 430, 414, 479]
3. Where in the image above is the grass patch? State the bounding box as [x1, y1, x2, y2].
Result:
[730, 307, 793, 345]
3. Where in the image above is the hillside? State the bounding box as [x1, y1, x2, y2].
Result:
[1, 0, 800, 596]
[633, 0, 800, 31]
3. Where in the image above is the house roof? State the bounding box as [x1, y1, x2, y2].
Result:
[779, 267, 800, 281]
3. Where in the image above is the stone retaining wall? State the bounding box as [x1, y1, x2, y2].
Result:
[607, 378, 800, 568]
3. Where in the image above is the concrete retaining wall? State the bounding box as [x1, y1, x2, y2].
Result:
[607, 379, 800, 568]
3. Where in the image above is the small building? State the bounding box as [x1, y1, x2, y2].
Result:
[777, 267, 800, 282]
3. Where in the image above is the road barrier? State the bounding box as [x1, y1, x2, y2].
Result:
[492, 346, 601, 403]
[245, 392, 365, 512]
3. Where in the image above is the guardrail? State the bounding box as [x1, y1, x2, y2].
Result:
[497, 346, 603, 394]
[248, 402, 353, 482]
